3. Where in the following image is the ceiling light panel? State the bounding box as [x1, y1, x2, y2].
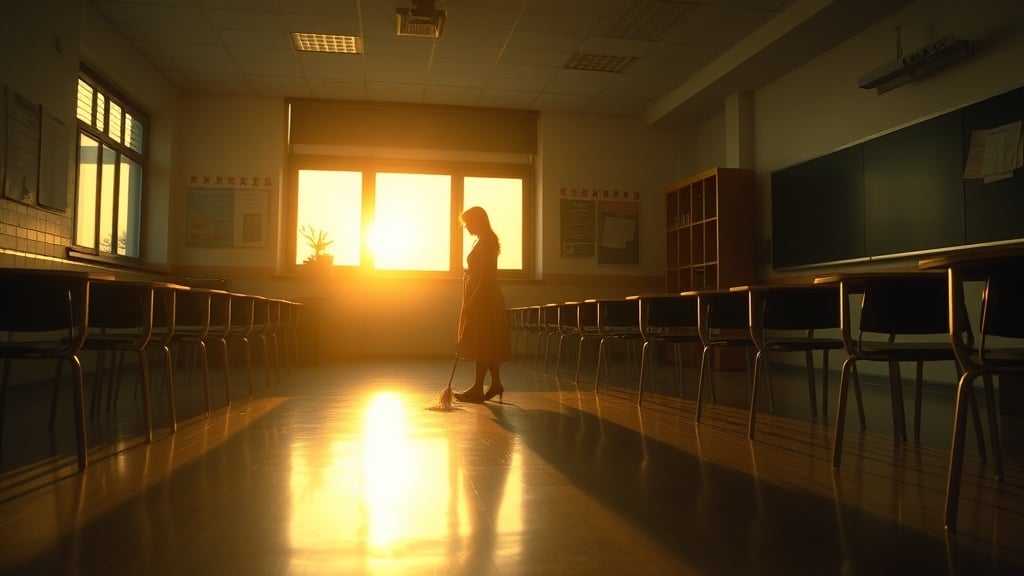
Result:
[290, 32, 363, 54]
[565, 53, 634, 73]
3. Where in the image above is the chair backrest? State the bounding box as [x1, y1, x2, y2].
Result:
[762, 285, 839, 331]
[982, 268, 1024, 339]
[638, 294, 698, 340]
[598, 298, 638, 333]
[577, 301, 598, 333]
[88, 281, 154, 333]
[0, 275, 80, 333]
[701, 290, 749, 331]
[557, 302, 579, 334]
[540, 303, 559, 331]
[859, 275, 949, 336]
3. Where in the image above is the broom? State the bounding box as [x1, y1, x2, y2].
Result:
[430, 352, 458, 411]
[431, 277, 472, 411]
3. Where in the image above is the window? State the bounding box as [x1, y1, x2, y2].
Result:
[74, 69, 146, 259]
[292, 162, 528, 274]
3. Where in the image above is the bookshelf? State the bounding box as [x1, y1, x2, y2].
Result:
[665, 167, 756, 292]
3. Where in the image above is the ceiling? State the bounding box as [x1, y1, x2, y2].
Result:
[90, 0, 911, 128]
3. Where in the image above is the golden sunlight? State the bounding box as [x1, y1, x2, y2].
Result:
[288, 391, 469, 573]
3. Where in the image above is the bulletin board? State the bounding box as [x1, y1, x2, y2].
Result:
[186, 186, 269, 248]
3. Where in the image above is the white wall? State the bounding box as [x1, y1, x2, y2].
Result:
[79, 1, 182, 266]
[755, 0, 1024, 279]
[747, 0, 1024, 381]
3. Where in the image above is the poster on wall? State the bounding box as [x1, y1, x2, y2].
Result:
[597, 199, 640, 266]
[186, 183, 269, 248]
[559, 197, 595, 258]
[187, 187, 234, 247]
[3, 89, 40, 206]
[233, 188, 269, 247]
[560, 186, 642, 265]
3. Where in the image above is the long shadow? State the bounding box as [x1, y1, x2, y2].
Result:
[486, 402, 1015, 576]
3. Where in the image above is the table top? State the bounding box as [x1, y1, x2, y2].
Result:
[918, 244, 1024, 275]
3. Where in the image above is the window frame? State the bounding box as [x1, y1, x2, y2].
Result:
[72, 65, 148, 264]
[287, 155, 534, 278]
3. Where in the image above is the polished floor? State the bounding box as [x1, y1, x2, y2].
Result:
[0, 345, 1022, 575]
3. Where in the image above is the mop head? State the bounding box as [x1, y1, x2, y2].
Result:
[429, 385, 454, 411]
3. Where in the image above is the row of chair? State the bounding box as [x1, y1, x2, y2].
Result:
[508, 287, 851, 438]
[507, 258, 1024, 532]
[0, 269, 303, 471]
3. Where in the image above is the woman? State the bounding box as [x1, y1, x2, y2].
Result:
[455, 206, 511, 403]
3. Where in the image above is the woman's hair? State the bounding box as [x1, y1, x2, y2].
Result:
[460, 206, 501, 254]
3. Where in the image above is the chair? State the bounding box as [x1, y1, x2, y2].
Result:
[224, 293, 260, 401]
[79, 279, 179, 443]
[550, 301, 580, 377]
[744, 284, 861, 438]
[168, 288, 224, 415]
[0, 269, 98, 470]
[945, 263, 1024, 530]
[146, 283, 182, 432]
[825, 272, 984, 470]
[694, 289, 755, 423]
[535, 303, 560, 371]
[634, 293, 700, 406]
[590, 298, 642, 393]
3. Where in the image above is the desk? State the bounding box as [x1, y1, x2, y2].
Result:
[919, 245, 1024, 530]
[814, 270, 974, 470]
[0, 268, 114, 470]
[628, 293, 700, 406]
[576, 298, 641, 392]
[734, 283, 847, 437]
[691, 289, 753, 423]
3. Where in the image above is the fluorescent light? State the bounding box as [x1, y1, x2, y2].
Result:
[290, 33, 362, 54]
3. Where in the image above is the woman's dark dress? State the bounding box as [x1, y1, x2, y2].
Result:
[458, 235, 511, 362]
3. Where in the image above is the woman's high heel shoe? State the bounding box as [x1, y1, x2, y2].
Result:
[482, 382, 504, 403]
[455, 387, 486, 403]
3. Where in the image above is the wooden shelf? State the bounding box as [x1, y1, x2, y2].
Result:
[663, 167, 756, 293]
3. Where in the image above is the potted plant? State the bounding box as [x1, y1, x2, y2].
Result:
[299, 225, 335, 268]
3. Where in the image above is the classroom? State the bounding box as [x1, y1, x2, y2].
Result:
[1, 0, 1023, 574]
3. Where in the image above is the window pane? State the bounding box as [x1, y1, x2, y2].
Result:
[118, 157, 143, 257]
[372, 173, 450, 271]
[98, 145, 116, 254]
[296, 170, 362, 265]
[126, 112, 144, 154]
[109, 101, 123, 145]
[463, 176, 523, 270]
[76, 80, 93, 125]
[75, 133, 99, 248]
[96, 93, 106, 133]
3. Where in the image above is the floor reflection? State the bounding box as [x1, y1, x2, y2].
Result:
[286, 390, 521, 574]
[0, 358, 1019, 575]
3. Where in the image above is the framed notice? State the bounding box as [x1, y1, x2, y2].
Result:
[597, 199, 640, 266]
[187, 186, 269, 248]
[560, 198, 596, 258]
[3, 89, 40, 205]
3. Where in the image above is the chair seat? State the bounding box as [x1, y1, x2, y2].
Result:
[975, 348, 1024, 367]
[764, 337, 843, 352]
[858, 341, 957, 361]
[0, 342, 77, 357]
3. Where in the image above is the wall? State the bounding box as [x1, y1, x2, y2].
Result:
[749, 0, 1024, 381]
[0, 0, 81, 266]
[755, 0, 1024, 279]
[174, 102, 680, 358]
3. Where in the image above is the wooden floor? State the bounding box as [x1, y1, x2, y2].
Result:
[0, 346, 1021, 575]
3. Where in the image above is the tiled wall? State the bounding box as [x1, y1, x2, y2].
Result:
[0, 197, 77, 269]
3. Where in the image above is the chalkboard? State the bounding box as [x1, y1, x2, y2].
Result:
[771, 145, 864, 268]
[771, 83, 1024, 269]
[962, 87, 1024, 245]
[863, 109, 964, 256]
